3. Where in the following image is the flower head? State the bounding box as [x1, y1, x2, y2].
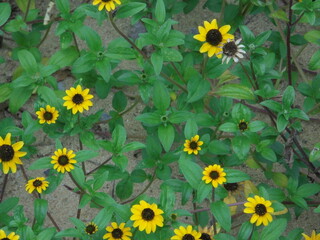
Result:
[202, 164, 227, 188]
[103, 222, 132, 240]
[36, 105, 59, 124]
[238, 119, 249, 132]
[85, 222, 98, 235]
[220, 38, 246, 64]
[130, 200, 164, 234]
[198, 226, 214, 240]
[243, 195, 274, 226]
[171, 225, 201, 240]
[183, 135, 204, 155]
[63, 85, 93, 114]
[25, 177, 49, 194]
[302, 230, 320, 240]
[193, 19, 234, 58]
[0, 133, 26, 174]
[50, 148, 77, 173]
[93, 0, 121, 12]
[0, 229, 20, 240]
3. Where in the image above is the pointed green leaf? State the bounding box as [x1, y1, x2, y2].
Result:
[158, 124, 174, 152]
[210, 201, 231, 232]
[215, 84, 255, 100]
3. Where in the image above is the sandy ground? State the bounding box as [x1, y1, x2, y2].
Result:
[0, 0, 319, 239]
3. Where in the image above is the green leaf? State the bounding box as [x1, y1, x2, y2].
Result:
[131, 169, 147, 183]
[297, 183, 320, 198]
[78, 26, 102, 51]
[112, 91, 127, 112]
[290, 108, 309, 120]
[76, 150, 98, 163]
[79, 194, 92, 209]
[248, 121, 265, 132]
[94, 207, 114, 227]
[224, 169, 250, 183]
[36, 228, 56, 240]
[276, 114, 288, 132]
[0, 3, 11, 26]
[15, 0, 35, 13]
[18, 49, 38, 74]
[219, 122, 237, 132]
[161, 48, 183, 62]
[210, 201, 231, 232]
[314, 205, 320, 213]
[308, 49, 320, 70]
[184, 118, 198, 139]
[269, 9, 289, 22]
[112, 154, 128, 171]
[158, 124, 174, 152]
[96, 58, 111, 82]
[136, 112, 161, 126]
[282, 86, 295, 109]
[151, 51, 163, 75]
[232, 136, 250, 160]
[55, 0, 70, 14]
[272, 172, 288, 188]
[260, 100, 282, 113]
[239, 25, 255, 44]
[153, 81, 170, 111]
[169, 111, 192, 124]
[187, 78, 210, 103]
[71, 167, 85, 188]
[254, 30, 272, 46]
[238, 221, 254, 240]
[208, 140, 231, 155]
[304, 30, 320, 45]
[112, 125, 126, 150]
[260, 218, 287, 240]
[116, 177, 133, 200]
[178, 157, 202, 189]
[28, 157, 52, 170]
[116, 2, 146, 18]
[155, 0, 166, 23]
[55, 228, 83, 238]
[122, 141, 145, 153]
[215, 84, 255, 100]
[0, 197, 19, 213]
[0, 83, 12, 103]
[290, 195, 308, 209]
[37, 86, 59, 106]
[34, 199, 48, 228]
[49, 46, 79, 68]
[196, 182, 212, 203]
[261, 148, 277, 162]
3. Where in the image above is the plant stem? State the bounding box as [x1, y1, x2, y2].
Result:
[239, 62, 257, 90]
[86, 156, 112, 176]
[286, 0, 293, 86]
[23, 0, 32, 22]
[170, 62, 186, 83]
[0, 174, 8, 202]
[37, 24, 52, 47]
[72, 32, 80, 53]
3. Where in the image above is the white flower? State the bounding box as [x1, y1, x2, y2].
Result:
[220, 38, 246, 64]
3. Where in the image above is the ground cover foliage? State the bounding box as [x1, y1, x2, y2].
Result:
[0, 0, 320, 239]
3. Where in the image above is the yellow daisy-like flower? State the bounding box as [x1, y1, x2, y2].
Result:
[183, 135, 204, 155]
[36, 105, 59, 124]
[171, 225, 201, 240]
[103, 222, 132, 240]
[0, 133, 26, 174]
[198, 226, 214, 240]
[193, 19, 234, 58]
[302, 230, 320, 240]
[93, 0, 121, 12]
[243, 195, 274, 226]
[130, 200, 164, 234]
[63, 85, 94, 114]
[85, 222, 98, 235]
[50, 148, 77, 173]
[25, 177, 49, 194]
[0, 229, 20, 240]
[202, 164, 227, 188]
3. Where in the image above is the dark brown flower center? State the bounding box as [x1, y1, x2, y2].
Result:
[2, 238, 10, 240]
[101, 0, 112, 2]
[33, 179, 43, 187]
[58, 155, 69, 166]
[111, 228, 123, 238]
[209, 171, 219, 180]
[0, 144, 14, 162]
[223, 41, 238, 56]
[255, 204, 267, 216]
[72, 94, 84, 105]
[43, 111, 53, 120]
[238, 121, 248, 131]
[206, 29, 222, 46]
[224, 183, 239, 192]
[85, 224, 96, 235]
[141, 208, 155, 221]
[182, 234, 195, 240]
[200, 233, 211, 240]
[189, 141, 198, 150]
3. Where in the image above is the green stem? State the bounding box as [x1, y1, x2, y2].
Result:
[85, 156, 112, 176]
[219, 0, 226, 24]
[239, 62, 256, 90]
[170, 62, 186, 83]
[23, 0, 32, 22]
[72, 32, 80, 53]
[37, 24, 52, 48]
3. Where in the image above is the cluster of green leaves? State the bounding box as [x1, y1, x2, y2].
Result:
[0, 0, 320, 240]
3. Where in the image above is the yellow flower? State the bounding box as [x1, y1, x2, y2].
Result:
[93, 0, 121, 12]
[0, 133, 26, 174]
[130, 200, 164, 234]
[171, 225, 201, 240]
[63, 85, 94, 114]
[25, 177, 49, 194]
[243, 195, 274, 226]
[238, 119, 249, 131]
[0, 229, 20, 240]
[36, 105, 59, 124]
[50, 148, 77, 173]
[302, 230, 320, 240]
[85, 222, 98, 235]
[103, 222, 132, 240]
[198, 226, 215, 240]
[202, 164, 227, 188]
[183, 135, 204, 155]
[193, 19, 234, 58]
